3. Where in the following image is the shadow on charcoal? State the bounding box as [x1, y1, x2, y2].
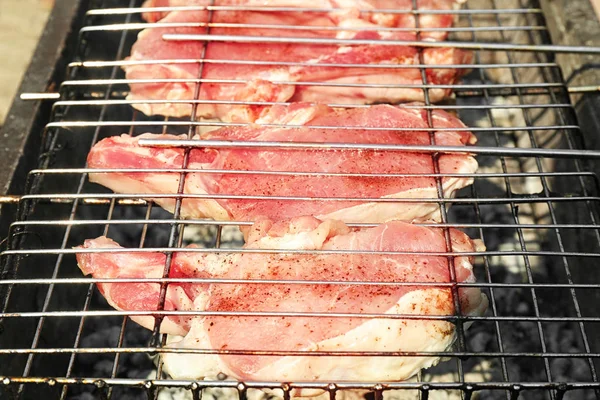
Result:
[448, 180, 516, 252]
[65, 301, 155, 400]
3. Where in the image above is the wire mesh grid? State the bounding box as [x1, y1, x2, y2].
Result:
[1, 0, 600, 399]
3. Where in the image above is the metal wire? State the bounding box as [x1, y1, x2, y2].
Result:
[80, 22, 549, 34]
[86, 6, 546, 16]
[161, 33, 600, 54]
[2, 1, 600, 399]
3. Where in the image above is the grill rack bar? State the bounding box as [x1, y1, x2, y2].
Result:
[2, 245, 600, 258]
[162, 33, 600, 54]
[56, 78, 563, 90]
[13, 192, 600, 205]
[67, 59, 560, 69]
[2, 277, 600, 289]
[86, 6, 545, 16]
[80, 22, 548, 34]
[2, 347, 600, 359]
[45, 120, 581, 132]
[5, 309, 600, 323]
[23, 168, 600, 178]
[9, 218, 600, 230]
[1, 376, 598, 391]
[57, 78, 569, 90]
[48, 99, 575, 110]
[136, 138, 600, 159]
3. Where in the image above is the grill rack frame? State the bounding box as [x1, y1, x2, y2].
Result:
[1, 0, 600, 399]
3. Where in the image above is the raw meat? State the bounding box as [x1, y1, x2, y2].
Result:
[75, 217, 488, 389]
[141, 0, 463, 42]
[128, 1, 470, 120]
[75, 237, 197, 336]
[86, 103, 478, 224]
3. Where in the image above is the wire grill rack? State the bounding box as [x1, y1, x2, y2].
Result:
[1, 0, 600, 399]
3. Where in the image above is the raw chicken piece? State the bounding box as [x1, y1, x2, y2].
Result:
[127, 1, 470, 120]
[75, 237, 198, 336]
[75, 217, 488, 391]
[141, 0, 463, 41]
[86, 103, 478, 224]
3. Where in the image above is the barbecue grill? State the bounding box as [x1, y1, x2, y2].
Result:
[1, 0, 600, 399]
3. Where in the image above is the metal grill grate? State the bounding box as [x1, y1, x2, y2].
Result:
[1, 0, 600, 399]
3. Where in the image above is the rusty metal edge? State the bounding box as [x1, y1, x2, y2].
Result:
[0, 0, 84, 197]
[0, 0, 85, 244]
